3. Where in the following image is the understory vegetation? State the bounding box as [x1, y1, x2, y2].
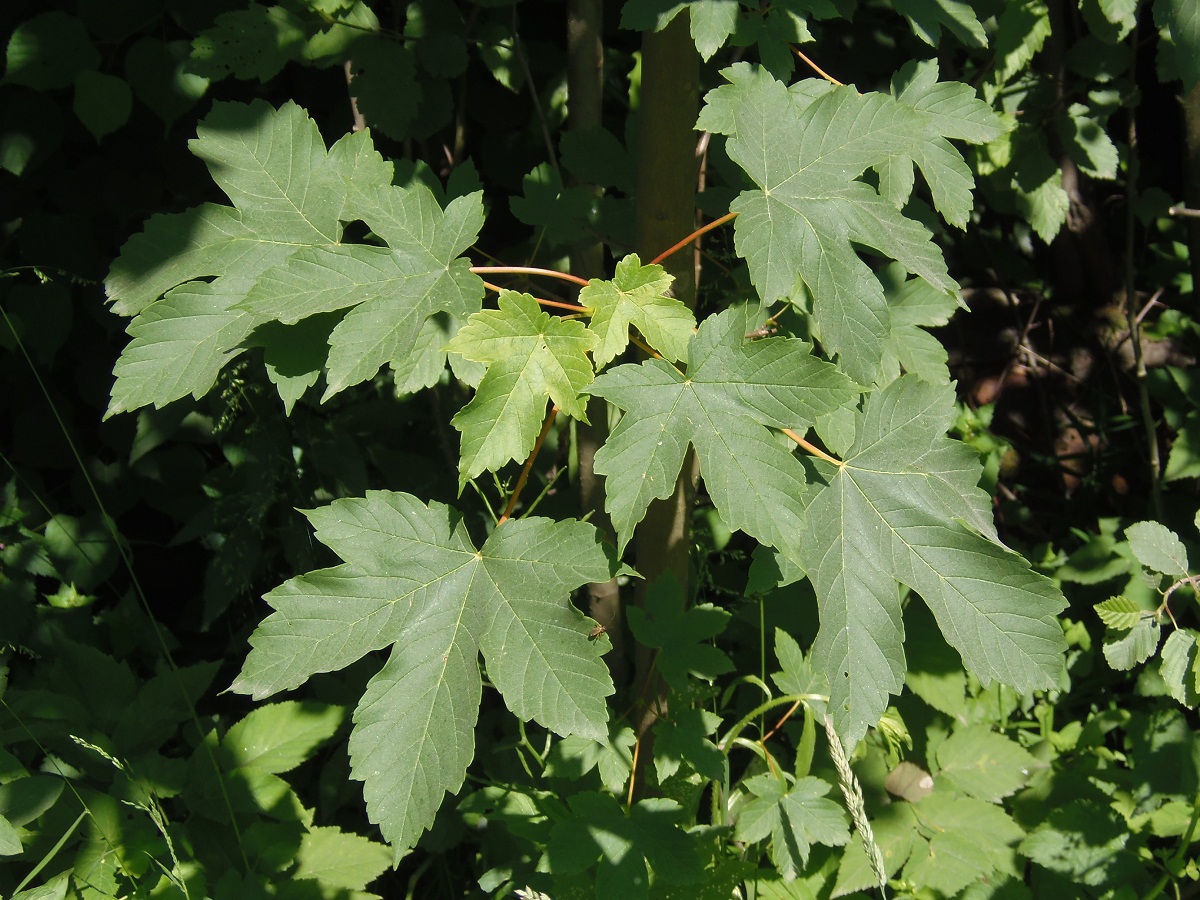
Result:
[2, 0, 1200, 897]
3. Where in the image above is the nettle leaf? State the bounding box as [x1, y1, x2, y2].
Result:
[106, 100, 482, 416]
[231, 491, 617, 860]
[588, 307, 859, 555]
[800, 377, 1066, 746]
[1125, 520, 1190, 576]
[579, 254, 695, 368]
[934, 725, 1036, 802]
[446, 290, 598, 487]
[886, 60, 1008, 228]
[903, 793, 1023, 895]
[700, 63, 958, 383]
[626, 574, 733, 692]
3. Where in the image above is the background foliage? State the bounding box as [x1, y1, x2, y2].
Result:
[2, 0, 1200, 898]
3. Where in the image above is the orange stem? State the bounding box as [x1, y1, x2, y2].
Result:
[791, 46, 845, 86]
[649, 211, 738, 266]
[480, 280, 591, 314]
[628, 333, 663, 360]
[781, 428, 842, 466]
[761, 699, 803, 743]
[498, 406, 559, 524]
[472, 265, 590, 287]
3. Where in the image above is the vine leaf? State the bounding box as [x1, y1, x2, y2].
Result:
[799, 376, 1066, 747]
[699, 63, 959, 383]
[105, 100, 482, 417]
[579, 253, 695, 368]
[445, 291, 598, 487]
[587, 306, 859, 556]
[230, 491, 617, 861]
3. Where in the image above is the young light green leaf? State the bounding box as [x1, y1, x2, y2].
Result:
[701, 63, 957, 382]
[1095, 595, 1149, 630]
[579, 253, 695, 368]
[231, 491, 616, 860]
[800, 377, 1066, 747]
[588, 307, 859, 554]
[295, 826, 391, 891]
[1125, 520, 1190, 576]
[1103, 618, 1161, 671]
[1160, 629, 1200, 707]
[222, 701, 344, 774]
[934, 725, 1036, 802]
[446, 290, 598, 486]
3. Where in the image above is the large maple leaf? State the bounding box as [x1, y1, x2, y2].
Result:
[105, 100, 482, 416]
[231, 491, 617, 861]
[586, 306, 859, 557]
[698, 63, 962, 384]
[798, 376, 1066, 746]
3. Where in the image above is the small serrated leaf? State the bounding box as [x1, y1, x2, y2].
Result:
[1160, 629, 1200, 707]
[1095, 595, 1149, 629]
[1103, 618, 1161, 670]
[1126, 520, 1190, 576]
[580, 254, 695, 368]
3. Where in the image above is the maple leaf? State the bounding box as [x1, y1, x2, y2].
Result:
[105, 100, 482, 416]
[881, 60, 1009, 229]
[579, 253, 695, 368]
[231, 491, 617, 861]
[445, 290, 598, 487]
[626, 574, 732, 693]
[798, 376, 1066, 746]
[735, 774, 850, 877]
[698, 63, 959, 384]
[878, 264, 961, 385]
[586, 306, 859, 556]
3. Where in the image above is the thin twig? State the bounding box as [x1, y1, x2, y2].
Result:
[649, 211, 737, 266]
[628, 332, 663, 359]
[781, 428, 842, 466]
[498, 406, 559, 523]
[479, 279, 588, 314]
[791, 46, 845, 86]
[472, 265, 591, 287]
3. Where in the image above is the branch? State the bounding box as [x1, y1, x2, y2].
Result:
[498, 406, 559, 524]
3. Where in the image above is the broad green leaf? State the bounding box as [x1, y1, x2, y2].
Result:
[1103, 618, 1162, 670]
[222, 701, 345, 774]
[4, 12, 100, 90]
[626, 574, 733, 692]
[619, 0, 740, 61]
[579, 254, 695, 368]
[653, 708, 724, 782]
[993, 0, 1051, 86]
[1161, 0, 1200, 88]
[903, 794, 1023, 895]
[588, 307, 859, 553]
[1019, 801, 1129, 885]
[107, 101, 482, 415]
[187, 3, 309, 82]
[295, 826, 391, 891]
[701, 63, 957, 382]
[232, 491, 615, 859]
[888, 61, 1008, 228]
[0, 812, 19, 856]
[893, 0, 987, 48]
[1061, 105, 1118, 180]
[934, 725, 1036, 802]
[879, 268, 962, 385]
[547, 793, 703, 897]
[446, 291, 598, 485]
[1095, 595, 1149, 630]
[1160, 629, 1200, 707]
[1125, 520, 1190, 576]
[545, 726, 636, 794]
[800, 377, 1066, 746]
